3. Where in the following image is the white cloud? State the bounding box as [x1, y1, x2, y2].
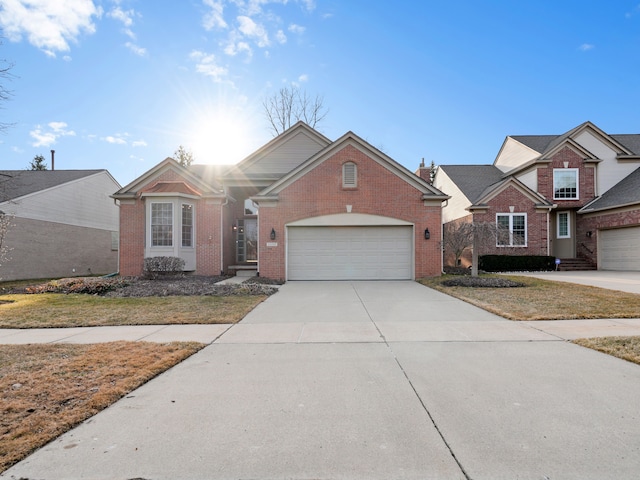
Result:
[0, 0, 103, 57]
[288, 23, 305, 34]
[298, 73, 309, 82]
[103, 135, 127, 145]
[189, 50, 229, 83]
[30, 121, 76, 147]
[107, 6, 134, 28]
[203, 0, 227, 29]
[237, 15, 269, 47]
[275, 29, 286, 44]
[579, 43, 594, 52]
[224, 39, 252, 57]
[132, 139, 147, 147]
[125, 42, 147, 56]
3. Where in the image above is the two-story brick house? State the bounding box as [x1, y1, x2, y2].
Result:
[113, 122, 449, 280]
[434, 121, 640, 270]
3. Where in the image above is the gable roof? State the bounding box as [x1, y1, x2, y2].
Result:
[112, 158, 225, 200]
[0, 170, 110, 202]
[471, 176, 554, 210]
[255, 130, 449, 200]
[498, 121, 640, 176]
[438, 165, 504, 203]
[580, 166, 640, 213]
[221, 122, 332, 186]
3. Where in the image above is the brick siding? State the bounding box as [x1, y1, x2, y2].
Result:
[257, 144, 443, 279]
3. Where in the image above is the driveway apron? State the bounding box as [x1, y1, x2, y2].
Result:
[4, 281, 640, 480]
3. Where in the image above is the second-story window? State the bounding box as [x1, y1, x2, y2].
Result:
[553, 169, 578, 200]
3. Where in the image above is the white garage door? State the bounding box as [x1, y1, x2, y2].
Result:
[287, 226, 413, 280]
[600, 227, 640, 271]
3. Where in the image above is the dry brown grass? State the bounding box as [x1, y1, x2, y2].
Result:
[573, 336, 640, 365]
[420, 275, 640, 320]
[0, 294, 265, 328]
[0, 341, 203, 472]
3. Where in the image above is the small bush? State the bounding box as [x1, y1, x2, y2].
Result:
[25, 277, 130, 295]
[479, 255, 556, 272]
[143, 256, 185, 279]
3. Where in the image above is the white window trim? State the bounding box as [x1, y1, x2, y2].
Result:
[342, 162, 357, 188]
[553, 168, 579, 200]
[181, 203, 195, 248]
[496, 212, 528, 247]
[150, 201, 173, 248]
[557, 212, 570, 239]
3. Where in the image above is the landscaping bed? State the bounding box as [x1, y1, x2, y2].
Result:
[4, 275, 280, 297]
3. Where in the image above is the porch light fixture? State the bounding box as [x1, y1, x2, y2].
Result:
[424, 228, 430, 240]
[270, 228, 276, 240]
[586, 231, 593, 238]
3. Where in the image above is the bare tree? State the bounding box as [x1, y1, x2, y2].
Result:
[0, 212, 14, 279]
[263, 86, 328, 135]
[444, 220, 509, 276]
[443, 222, 474, 267]
[29, 154, 48, 170]
[174, 145, 194, 167]
[0, 38, 14, 133]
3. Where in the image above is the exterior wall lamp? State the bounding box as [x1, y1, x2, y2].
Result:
[270, 228, 276, 240]
[586, 231, 593, 238]
[424, 228, 430, 240]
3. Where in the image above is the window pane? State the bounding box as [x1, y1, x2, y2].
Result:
[151, 203, 173, 246]
[182, 204, 193, 247]
[512, 215, 526, 245]
[497, 215, 510, 246]
[554, 170, 577, 199]
[558, 213, 569, 238]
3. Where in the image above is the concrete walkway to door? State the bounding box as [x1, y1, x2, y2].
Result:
[4, 281, 640, 480]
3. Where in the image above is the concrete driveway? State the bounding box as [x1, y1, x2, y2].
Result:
[4, 281, 640, 480]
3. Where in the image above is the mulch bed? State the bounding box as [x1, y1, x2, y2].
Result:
[3, 275, 281, 297]
[440, 276, 525, 288]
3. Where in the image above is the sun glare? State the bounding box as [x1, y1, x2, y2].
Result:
[186, 109, 261, 165]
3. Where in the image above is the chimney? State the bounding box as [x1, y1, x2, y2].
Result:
[50, 150, 55, 170]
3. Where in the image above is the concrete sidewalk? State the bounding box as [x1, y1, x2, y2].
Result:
[3, 281, 640, 479]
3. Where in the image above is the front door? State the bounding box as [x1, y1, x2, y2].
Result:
[552, 211, 575, 258]
[236, 219, 257, 263]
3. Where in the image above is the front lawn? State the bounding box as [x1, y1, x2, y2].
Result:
[0, 341, 203, 473]
[420, 274, 640, 321]
[0, 294, 264, 328]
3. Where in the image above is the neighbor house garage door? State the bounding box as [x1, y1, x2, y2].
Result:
[287, 226, 413, 280]
[599, 227, 640, 271]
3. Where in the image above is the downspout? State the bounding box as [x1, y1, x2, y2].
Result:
[220, 190, 229, 276]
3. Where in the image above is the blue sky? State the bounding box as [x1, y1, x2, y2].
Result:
[1, 1, 639, 187]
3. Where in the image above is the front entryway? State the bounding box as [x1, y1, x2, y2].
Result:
[287, 225, 413, 280]
[236, 219, 257, 263]
[551, 211, 575, 258]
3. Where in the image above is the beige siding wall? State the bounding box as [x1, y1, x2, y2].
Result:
[494, 138, 540, 172]
[1, 217, 118, 281]
[0, 171, 119, 231]
[574, 130, 640, 196]
[248, 131, 328, 175]
[433, 170, 470, 223]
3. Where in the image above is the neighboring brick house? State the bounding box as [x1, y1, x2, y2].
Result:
[112, 122, 449, 280]
[434, 121, 640, 270]
[0, 170, 121, 280]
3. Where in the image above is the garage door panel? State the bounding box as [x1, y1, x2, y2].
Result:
[287, 226, 413, 280]
[600, 227, 640, 271]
